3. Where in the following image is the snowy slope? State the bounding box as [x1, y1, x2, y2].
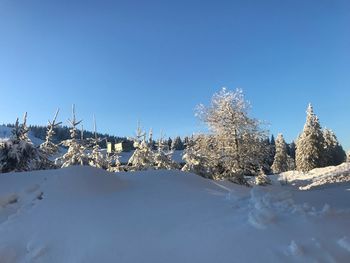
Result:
[0, 125, 44, 146]
[0, 167, 349, 262]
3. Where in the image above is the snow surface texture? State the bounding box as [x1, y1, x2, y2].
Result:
[278, 162, 350, 190]
[0, 166, 349, 262]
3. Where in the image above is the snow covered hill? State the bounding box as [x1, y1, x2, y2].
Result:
[0, 166, 349, 262]
[0, 125, 44, 146]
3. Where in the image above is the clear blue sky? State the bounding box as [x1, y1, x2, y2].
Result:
[0, 0, 349, 149]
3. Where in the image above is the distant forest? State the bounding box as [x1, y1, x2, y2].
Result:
[3, 124, 187, 152]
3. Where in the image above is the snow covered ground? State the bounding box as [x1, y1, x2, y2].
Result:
[277, 162, 350, 190]
[0, 166, 349, 262]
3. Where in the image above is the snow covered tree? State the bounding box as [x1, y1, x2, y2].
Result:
[154, 137, 177, 170]
[40, 109, 61, 157]
[296, 104, 325, 172]
[182, 135, 215, 177]
[323, 128, 346, 166]
[271, 133, 288, 174]
[0, 113, 41, 173]
[88, 116, 108, 169]
[127, 124, 154, 171]
[55, 105, 89, 167]
[107, 152, 123, 172]
[190, 88, 269, 184]
[255, 168, 271, 186]
[347, 151, 350, 162]
[171, 136, 184, 150]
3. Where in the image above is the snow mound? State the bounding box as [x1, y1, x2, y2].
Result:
[278, 162, 350, 190]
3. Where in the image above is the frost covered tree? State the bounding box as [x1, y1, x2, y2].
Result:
[88, 116, 108, 169]
[323, 128, 346, 166]
[255, 168, 271, 186]
[40, 109, 61, 157]
[182, 135, 215, 177]
[154, 137, 177, 170]
[0, 113, 41, 173]
[107, 152, 122, 172]
[296, 104, 325, 172]
[127, 124, 154, 171]
[271, 133, 288, 174]
[189, 88, 268, 184]
[55, 105, 88, 167]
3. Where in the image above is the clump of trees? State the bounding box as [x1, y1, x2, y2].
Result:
[0, 90, 347, 186]
[0, 112, 58, 173]
[295, 104, 346, 172]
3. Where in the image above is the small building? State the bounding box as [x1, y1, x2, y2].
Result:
[115, 142, 129, 152]
[107, 142, 113, 154]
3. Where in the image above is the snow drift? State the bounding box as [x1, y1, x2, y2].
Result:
[0, 166, 349, 263]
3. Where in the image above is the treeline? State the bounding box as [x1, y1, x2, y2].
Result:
[3, 124, 188, 151]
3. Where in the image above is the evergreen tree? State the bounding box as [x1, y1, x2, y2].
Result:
[40, 109, 62, 157]
[154, 137, 177, 170]
[287, 141, 296, 160]
[55, 105, 88, 167]
[323, 128, 346, 166]
[88, 116, 108, 169]
[171, 136, 184, 150]
[295, 104, 325, 172]
[182, 135, 213, 177]
[0, 113, 41, 172]
[271, 133, 288, 174]
[255, 168, 271, 186]
[127, 124, 154, 171]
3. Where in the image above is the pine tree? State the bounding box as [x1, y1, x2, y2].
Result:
[287, 141, 296, 159]
[127, 123, 154, 171]
[171, 136, 184, 150]
[40, 109, 62, 156]
[271, 133, 288, 174]
[323, 128, 346, 166]
[154, 137, 177, 170]
[0, 113, 41, 172]
[88, 115, 108, 169]
[295, 104, 325, 172]
[255, 168, 271, 186]
[181, 135, 213, 177]
[55, 105, 88, 167]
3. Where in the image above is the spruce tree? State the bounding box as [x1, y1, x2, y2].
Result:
[55, 105, 88, 167]
[154, 137, 177, 170]
[127, 123, 154, 171]
[295, 104, 325, 172]
[323, 128, 346, 166]
[88, 116, 108, 169]
[271, 133, 288, 174]
[40, 109, 61, 157]
[0, 113, 41, 172]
